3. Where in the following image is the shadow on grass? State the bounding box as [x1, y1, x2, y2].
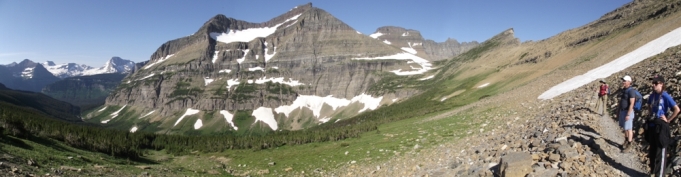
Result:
[0, 136, 33, 150]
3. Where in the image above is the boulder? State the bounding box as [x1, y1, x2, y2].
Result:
[500, 152, 532, 177]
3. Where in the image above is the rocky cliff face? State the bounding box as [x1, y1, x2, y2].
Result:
[369, 26, 479, 61]
[101, 3, 432, 134]
[42, 73, 127, 109]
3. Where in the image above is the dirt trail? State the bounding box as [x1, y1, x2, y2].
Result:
[594, 104, 647, 176]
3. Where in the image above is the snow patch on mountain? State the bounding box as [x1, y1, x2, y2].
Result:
[539, 26, 681, 99]
[248, 67, 265, 72]
[248, 77, 305, 87]
[174, 108, 200, 127]
[21, 67, 34, 79]
[264, 42, 276, 62]
[237, 49, 250, 64]
[401, 42, 417, 54]
[274, 93, 383, 119]
[204, 77, 214, 86]
[194, 119, 203, 129]
[352, 52, 432, 75]
[370, 32, 384, 39]
[226, 79, 240, 91]
[220, 110, 238, 130]
[252, 107, 278, 130]
[210, 14, 302, 44]
[144, 54, 175, 70]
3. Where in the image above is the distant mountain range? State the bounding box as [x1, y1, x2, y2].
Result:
[0, 57, 136, 92]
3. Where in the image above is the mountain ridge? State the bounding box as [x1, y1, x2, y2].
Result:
[100, 2, 473, 134]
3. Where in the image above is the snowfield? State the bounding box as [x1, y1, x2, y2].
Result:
[220, 110, 238, 130]
[369, 32, 384, 39]
[274, 93, 383, 118]
[226, 79, 240, 91]
[194, 119, 203, 129]
[143, 54, 175, 70]
[420, 75, 435, 80]
[539, 27, 681, 100]
[252, 107, 278, 130]
[173, 108, 200, 127]
[237, 49, 250, 64]
[353, 52, 432, 75]
[204, 77, 214, 86]
[248, 77, 304, 87]
[210, 14, 301, 44]
[141, 110, 155, 118]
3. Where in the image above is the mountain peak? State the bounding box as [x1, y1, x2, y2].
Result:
[19, 59, 36, 67]
[487, 28, 519, 46]
[44, 61, 56, 66]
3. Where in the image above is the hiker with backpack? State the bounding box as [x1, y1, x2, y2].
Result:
[645, 75, 679, 175]
[595, 79, 609, 116]
[619, 75, 638, 152]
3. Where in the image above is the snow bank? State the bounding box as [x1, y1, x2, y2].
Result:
[210, 14, 301, 44]
[383, 40, 392, 45]
[351, 93, 383, 113]
[419, 75, 434, 80]
[212, 51, 220, 63]
[252, 107, 278, 130]
[143, 54, 174, 69]
[319, 117, 331, 123]
[130, 126, 138, 133]
[538, 27, 681, 100]
[173, 108, 200, 127]
[264, 41, 276, 62]
[194, 119, 203, 129]
[204, 77, 214, 86]
[227, 79, 240, 91]
[353, 52, 433, 75]
[220, 110, 238, 130]
[219, 69, 231, 73]
[237, 49, 250, 64]
[97, 106, 107, 112]
[251, 77, 304, 87]
[139, 73, 155, 80]
[274, 93, 383, 118]
[248, 67, 265, 72]
[110, 105, 127, 118]
[141, 110, 155, 118]
[370, 32, 384, 39]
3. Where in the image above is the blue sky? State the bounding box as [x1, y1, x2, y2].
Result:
[0, 0, 630, 67]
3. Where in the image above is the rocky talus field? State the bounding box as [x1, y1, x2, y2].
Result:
[330, 47, 681, 176]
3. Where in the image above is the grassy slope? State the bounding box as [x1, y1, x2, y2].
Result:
[4, 1, 681, 176]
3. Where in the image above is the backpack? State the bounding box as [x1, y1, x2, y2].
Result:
[628, 87, 643, 111]
[606, 84, 610, 95]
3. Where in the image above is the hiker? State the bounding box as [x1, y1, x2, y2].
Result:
[595, 79, 609, 115]
[618, 75, 635, 152]
[645, 75, 679, 175]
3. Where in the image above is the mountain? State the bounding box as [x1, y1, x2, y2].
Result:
[42, 56, 136, 78]
[0, 83, 81, 122]
[97, 3, 455, 134]
[0, 61, 61, 92]
[42, 73, 127, 110]
[368, 26, 479, 61]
